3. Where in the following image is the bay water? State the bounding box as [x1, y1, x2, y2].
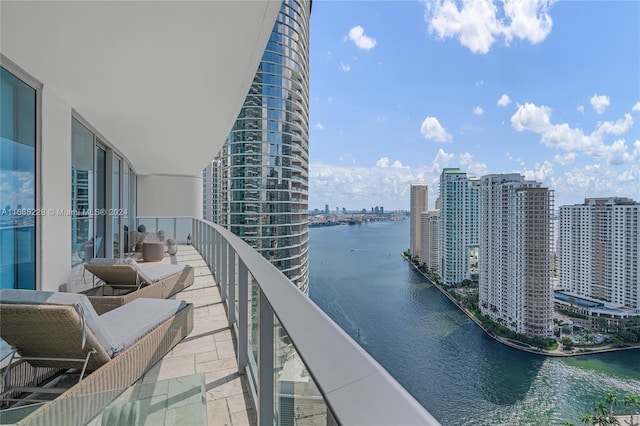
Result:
[308, 219, 640, 425]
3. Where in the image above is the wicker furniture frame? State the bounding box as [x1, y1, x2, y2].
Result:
[81, 265, 194, 314]
[0, 302, 193, 426]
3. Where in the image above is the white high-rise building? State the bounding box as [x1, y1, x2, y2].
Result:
[420, 211, 440, 272]
[479, 174, 554, 338]
[439, 168, 478, 286]
[202, 156, 223, 223]
[559, 198, 639, 312]
[410, 184, 428, 258]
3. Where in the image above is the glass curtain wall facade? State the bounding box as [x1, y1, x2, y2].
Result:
[216, 0, 311, 294]
[0, 67, 37, 289]
[71, 118, 136, 286]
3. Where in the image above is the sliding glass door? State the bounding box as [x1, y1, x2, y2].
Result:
[0, 67, 37, 290]
[71, 118, 136, 285]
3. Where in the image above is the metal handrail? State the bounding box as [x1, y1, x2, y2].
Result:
[139, 216, 440, 426]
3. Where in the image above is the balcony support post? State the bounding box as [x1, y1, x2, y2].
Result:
[258, 290, 274, 426]
[207, 226, 215, 271]
[237, 260, 248, 372]
[204, 223, 211, 269]
[220, 240, 228, 301]
[228, 248, 236, 325]
[215, 230, 221, 280]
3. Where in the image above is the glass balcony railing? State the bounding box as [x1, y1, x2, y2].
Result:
[138, 216, 440, 425]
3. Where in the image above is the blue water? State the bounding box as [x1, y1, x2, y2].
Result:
[308, 220, 640, 426]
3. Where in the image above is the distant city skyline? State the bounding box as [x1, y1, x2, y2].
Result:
[308, 1, 639, 211]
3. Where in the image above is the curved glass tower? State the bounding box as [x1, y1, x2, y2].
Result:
[220, 0, 310, 293]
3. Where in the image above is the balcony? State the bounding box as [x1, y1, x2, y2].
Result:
[7, 217, 439, 425]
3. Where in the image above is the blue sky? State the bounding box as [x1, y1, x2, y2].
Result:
[308, 0, 640, 211]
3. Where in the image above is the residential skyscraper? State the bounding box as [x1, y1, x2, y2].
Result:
[202, 156, 223, 223]
[420, 211, 440, 272]
[438, 168, 479, 285]
[410, 184, 428, 258]
[207, 0, 311, 293]
[559, 197, 639, 312]
[478, 174, 554, 338]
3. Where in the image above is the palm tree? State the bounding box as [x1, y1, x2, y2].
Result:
[625, 393, 640, 425]
[605, 392, 618, 416]
[581, 412, 594, 425]
[593, 399, 620, 426]
[582, 413, 596, 425]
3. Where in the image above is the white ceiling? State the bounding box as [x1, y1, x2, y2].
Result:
[1, 1, 281, 176]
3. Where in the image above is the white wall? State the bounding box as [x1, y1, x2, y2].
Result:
[39, 86, 72, 291]
[137, 175, 203, 218]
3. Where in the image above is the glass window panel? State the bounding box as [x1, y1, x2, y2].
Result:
[95, 145, 106, 259]
[158, 218, 174, 240]
[234, 257, 239, 322]
[137, 218, 156, 233]
[273, 318, 329, 426]
[0, 67, 36, 289]
[247, 275, 259, 390]
[112, 156, 121, 257]
[71, 118, 96, 269]
[176, 218, 192, 243]
[122, 164, 130, 254]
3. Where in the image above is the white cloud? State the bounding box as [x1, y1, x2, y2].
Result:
[633, 102, 640, 112]
[594, 114, 634, 136]
[391, 160, 409, 169]
[501, 0, 554, 45]
[433, 148, 455, 171]
[420, 116, 453, 142]
[467, 162, 489, 178]
[376, 157, 390, 168]
[0, 171, 35, 209]
[601, 139, 640, 165]
[553, 152, 576, 165]
[339, 62, 351, 72]
[540, 123, 590, 152]
[497, 94, 512, 107]
[523, 160, 553, 182]
[309, 162, 427, 210]
[556, 163, 640, 206]
[475, 80, 484, 86]
[590, 94, 610, 114]
[511, 102, 638, 165]
[577, 105, 584, 114]
[459, 152, 474, 165]
[315, 122, 324, 130]
[327, 97, 333, 103]
[310, 148, 494, 209]
[347, 25, 377, 50]
[473, 106, 484, 116]
[376, 157, 415, 170]
[510, 102, 552, 132]
[424, 0, 553, 54]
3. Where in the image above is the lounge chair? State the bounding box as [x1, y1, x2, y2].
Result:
[0, 289, 193, 425]
[82, 258, 194, 314]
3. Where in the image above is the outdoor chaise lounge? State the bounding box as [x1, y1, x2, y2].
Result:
[0, 289, 193, 426]
[82, 258, 194, 314]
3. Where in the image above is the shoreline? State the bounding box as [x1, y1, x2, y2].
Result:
[402, 254, 640, 357]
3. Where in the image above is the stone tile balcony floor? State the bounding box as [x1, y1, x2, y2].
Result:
[78, 245, 254, 426]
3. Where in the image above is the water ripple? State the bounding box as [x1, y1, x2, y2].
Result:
[309, 222, 640, 426]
